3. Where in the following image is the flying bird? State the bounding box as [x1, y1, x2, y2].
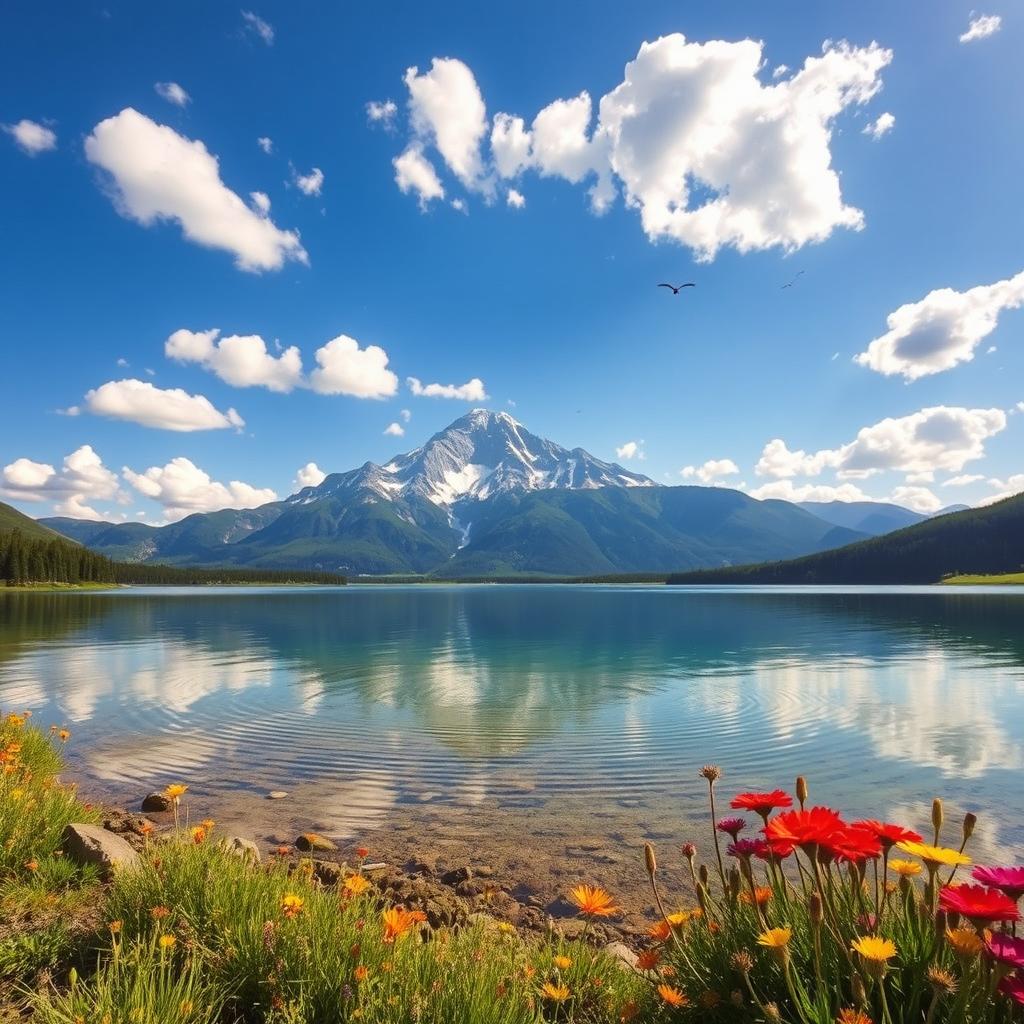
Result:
[658, 282, 696, 294]
[781, 270, 805, 290]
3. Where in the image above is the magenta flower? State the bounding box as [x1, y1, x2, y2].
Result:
[999, 975, 1024, 1007]
[728, 838, 768, 860]
[987, 933, 1024, 970]
[972, 865, 1024, 901]
[717, 817, 747, 840]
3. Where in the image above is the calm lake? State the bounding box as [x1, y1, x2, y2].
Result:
[2, 584, 1023, 864]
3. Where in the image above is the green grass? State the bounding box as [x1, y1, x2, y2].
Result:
[942, 571, 1024, 585]
[1, 581, 118, 591]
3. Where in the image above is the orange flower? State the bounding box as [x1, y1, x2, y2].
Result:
[568, 884, 619, 918]
[200, 818, 215, 831]
[541, 982, 570, 1002]
[139, 822, 154, 837]
[837, 1011, 873, 1024]
[381, 906, 426, 943]
[354, 965, 369, 982]
[636, 949, 661, 971]
[190, 826, 207, 844]
[24, 859, 38, 872]
[58, 729, 70, 742]
[150, 906, 170, 920]
[648, 920, 672, 942]
[740, 886, 773, 906]
[658, 985, 688, 1008]
[553, 955, 573, 969]
[344, 874, 371, 896]
[163, 783, 188, 803]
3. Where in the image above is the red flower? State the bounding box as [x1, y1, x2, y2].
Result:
[824, 827, 882, 864]
[764, 807, 845, 852]
[851, 820, 923, 850]
[731, 790, 793, 819]
[939, 884, 1021, 925]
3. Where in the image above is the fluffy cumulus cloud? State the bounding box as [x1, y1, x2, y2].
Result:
[84, 109, 307, 272]
[384, 421, 405, 436]
[615, 441, 646, 461]
[84, 379, 244, 432]
[123, 457, 276, 522]
[506, 188, 526, 209]
[392, 36, 892, 259]
[241, 10, 274, 45]
[747, 479, 872, 503]
[855, 269, 1024, 380]
[863, 111, 895, 139]
[3, 118, 57, 155]
[393, 144, 445, 207]
[292, 166, 324, 196]
[366, 100, 397, 128]
[1, 445, 121, 520]
[154, 81, 190, 107]
[309, 336, 398, 399]
[165, 328, 303, 392]
[681, 458, 740, 483]
[755, 406, 1007, 480]
[981, 474, 1024, 505]
[407, 376, 487, 401]
[888, 485, 942, 514]
[960, 14, 1001, 43]
[294, 462, 326, 488]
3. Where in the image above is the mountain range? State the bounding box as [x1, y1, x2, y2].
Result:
[37, 410, 960, 577]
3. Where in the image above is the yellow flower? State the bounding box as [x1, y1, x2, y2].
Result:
[553, 955, 573, 969]
[666, 910, 691, 926]
[946, 928, 983, 957]
[896, 840, 970, 869]
[163, 783, 188, 803]
[58, 729, 70, 742]
[496, 922, 516, 933]
[888, 859, 922, 877]
[568, 884, 619, 918]
[541, 982, 570, 1002]
[200, 818, 215, 831]
[158, 934, 177, 949]
[280, 894, 305, 919]
[757, 927, 792, 949]
[851, 936, 896, 963]
[343, 874, 371, 896]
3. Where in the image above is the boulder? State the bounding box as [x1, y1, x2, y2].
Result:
[62, 823, 141, 879]
[295, 832, 337, 852]
[266, 791, 288, 800]
[440, 865, 472, 885]
[604, 941, 640, 972]
[141, 792, 170, 812]
[222, 836, 261, 862]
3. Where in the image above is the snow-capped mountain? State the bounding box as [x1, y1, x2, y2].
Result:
[288, 409, 654, 509]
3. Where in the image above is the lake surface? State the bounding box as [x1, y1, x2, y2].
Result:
[1, 585, 1023, 864]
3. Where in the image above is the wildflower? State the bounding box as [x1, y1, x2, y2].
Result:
[926, 966, 957, 997]
[644, 842, 657, 875]
[825, 827, 882, 864]
[158, 934, 177, 949]
[972, 865, 1024, 901]
[932, 798, 943, 841]
[897, 840, 970, 870]
[280, 894, 305, 919]
[985, 933, 1024, 970]
[666, 910, 691, 927]
[946, 928, 984, 957]
[553, 955, 572, 969]
[109, 920, 122, 934]
[758, 927, 792, 966]
[716, 817, 746, 840]
[699, 765, 721, 783]
[731, 790, 793, 820]
[58, 729, 70, 742]
[680, 842, 697, 860]
[636, 949, 661, 971]
[649, 920, 672, 942]
[275, 845, 291, 858]
[381, 906, 426, 942]
[731, 951, 753, 975]
[851, 935, 896, 966]
[658, 985, 688, 1008]
[24, 858, 38, 871]
[354, 965, 369, 982]
[355, 846, 369, 859]
[999, 975, 1024, 1007]
[939, 884, 1020, 925]
[795, 776, 808, 806]
[837, 1010, 872, 1024]
[138, 821, 154, 837]
[728, 838, 770, 860]
[700, 991, 721, 1009]
[200, 818, 215, 831]
[568, 884, 619, 918]
[740, 886, 773, 906]
[765, 807, 844, 852]
[343, 874, 371, 896]
[851, 820, 922, 851]
[189, 826, 206, 844]
[497, 922, 515, 933]
[163, 783, 188, 804]
[150, 906, 170, 920]
[541, 982, 570, 1002]
[888, 859, 922, 877]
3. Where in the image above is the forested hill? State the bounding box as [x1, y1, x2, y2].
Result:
[666, 493, 1024, 585]
[0, 501, 64, 541]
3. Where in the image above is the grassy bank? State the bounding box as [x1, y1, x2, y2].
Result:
[942, 572, 1024, 585]
[3, 713, 1024, 1023]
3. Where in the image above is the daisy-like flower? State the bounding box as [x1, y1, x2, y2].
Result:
[731, 790, 793, 819]
[851, 935, 896, 978]
[757, 927, 792, 949]
[837, 1010, 872, 1024]
[999, 975, 1024, 1007]
[568, 884, 619, 918]
[354, 965, 369, 982]
[765, 807, 844, 852]
[649, 920, 672, 942]
[158, 934, 177, 949]
[343, 874, 371, 896]
[888, 859, 922, 877]
[985, 933, 1024, 970]
[972, 866, 1024, 901]
[658, 985, 688, 1008]
[58, 729, 70, 742]
[163, 783, 188, 804]
[728, 838, 770, 860]
[716, 817, 747, 840]
[541, 982, 570, 1002]
[280, 894, 305, 919]
[553, 955, 572, 969]
[896, 840, 971, 870]
[852, 820, 922, 850]
[636, 949, 661, 971]
[946, 927, 984, 958]
[740, 886, 773, 906]
[381, 906, 427, 943]
[939, 884, 1020, 925]
[824, 827, 882, 864]
[189, 826, 206, 844]
[926, 966, 957, 997]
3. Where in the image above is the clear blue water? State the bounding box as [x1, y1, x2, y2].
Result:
[1, 585, 1022, 856]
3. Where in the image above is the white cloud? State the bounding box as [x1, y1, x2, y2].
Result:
[384, 421, 405, 436]
[888, 485, 942, 514]
[1, 445, 121, 520]
[747, 480, 872, 503]
[945, 474, 984, 487]
[154, 81, 190, 107]
[491, 113, 532, 178]
[506, 188, 526, 209]
[404, 58, 488, 191]
[863, 111, 895, 139]
[294, 462, 326, 488]
[393, 144, 445, 207]
[960, 14, 1001, 43]
[165, 328, 303, 392]
[400, 408, 412, 423]
[250, 190, 271, 215]
[616, 440, 646, 461]
[3, 118, 57, 155]
[451, 197, 467, 213]
[116, 357, 129, 367]
[84, 378, 244, 432]
[257, 136, 273, 154]
[773, 64, 790, 79]
[123, 457, 276, 522]
[292, 165, 324, 196]
[407, 376, 488, 401]
[980, 474, 1024, 505]
[755, 406, 1007, 480]
[309, 336, 398, 399]
[241, 10, 274, 45]
[855, 270, 1024, 380]
[681, 458, 740, 483]
[84, 108, 307, 272]
[905, 471, 935, 485]
[366, 99, 398, 128]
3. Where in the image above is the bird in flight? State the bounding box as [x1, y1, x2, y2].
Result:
[658, 282, 696, 294]
[781, 270, 805, 290]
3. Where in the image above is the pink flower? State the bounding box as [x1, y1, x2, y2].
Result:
[716, 817, 747, 840]
[986, 933, 1024, 970]
[727, 838, 769, 860]
[972, 866, 1024, 901]
[939, 884, 1021, 925]
[999, 975, 1024, 1007]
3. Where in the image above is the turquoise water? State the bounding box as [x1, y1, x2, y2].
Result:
[1, 585, 1023, 853]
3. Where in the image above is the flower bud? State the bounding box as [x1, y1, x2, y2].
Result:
[728, 866, 741, 900]
[731, 990, 744, 1008]
[809, 892, 823, 929]
[700, 764, 722, 784]
[962, 812, 976, 842]
[681, 842, 697, 861]
[731, 951, 753, 975]
[697, 883, 710, 918]
[765, 1002, 781, 1023]
[699, 863, 709, 886]
[644, 842, 657, 877]
[931, 798, 943, 841]
[851, 973, 867, 1007]
[795, 776, 808, 808]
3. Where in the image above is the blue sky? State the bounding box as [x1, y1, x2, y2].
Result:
[1, 0, 1022, 524]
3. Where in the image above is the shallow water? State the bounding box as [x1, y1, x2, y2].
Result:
[1, 585, 1023, 860]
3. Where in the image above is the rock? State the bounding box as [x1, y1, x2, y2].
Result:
[440, 865, 472, 885]
[604, 941, 639, 972]
[408, 856, 437, 876]
[222, 836, 261, 862]
[62, 823, 141, 879]
[312, 860, 342, 886]
[455, 879, 489, 898]
[141, 792, 170, 813]
[267, 791, 288, 800]
[295, 833, 337, 852]
[475, 865, 495, 878]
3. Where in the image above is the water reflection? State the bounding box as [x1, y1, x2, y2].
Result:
[0, 586, 1022, 842]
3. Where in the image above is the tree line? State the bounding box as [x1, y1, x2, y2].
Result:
[0, 530, 347, 587]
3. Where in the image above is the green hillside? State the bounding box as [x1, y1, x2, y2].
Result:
[666, 492, 1024, 585]
[0, 501, 64, 541]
